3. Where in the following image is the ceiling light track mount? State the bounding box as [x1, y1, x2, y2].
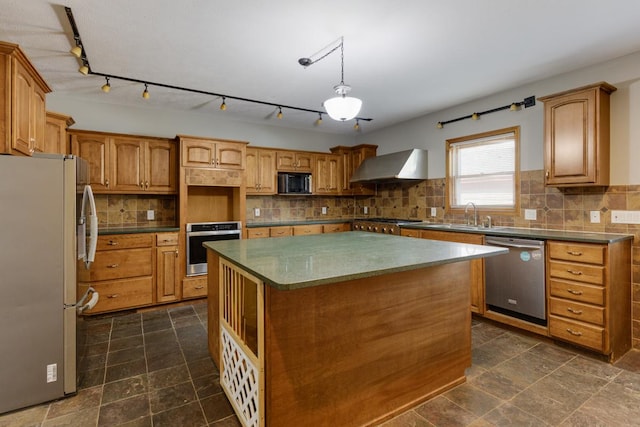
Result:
[436, 96, 535, 128]
[64, 7, 372, 128]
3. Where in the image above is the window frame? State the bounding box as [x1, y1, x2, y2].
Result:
[445, 126, 520, 216]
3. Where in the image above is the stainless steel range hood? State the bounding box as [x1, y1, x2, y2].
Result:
[350, 149, 428, 183]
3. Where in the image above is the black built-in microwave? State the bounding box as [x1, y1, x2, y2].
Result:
[277, 172, 312, 194]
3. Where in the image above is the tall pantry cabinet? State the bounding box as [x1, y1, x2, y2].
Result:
[0, 41, 51, 156]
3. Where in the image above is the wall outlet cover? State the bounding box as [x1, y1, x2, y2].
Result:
[524, 209, 537, 220]
[430, 207, 437, 217]
[364, 206, 369, 214]
[254, 208, 260, 217]
[590, 210, 601, 223]
[147, 210, 155, 220]
[321, 207, 327, 215]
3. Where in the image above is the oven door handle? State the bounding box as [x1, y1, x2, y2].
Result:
[485, 239, 542, 250]
[187, 230, 242, 237]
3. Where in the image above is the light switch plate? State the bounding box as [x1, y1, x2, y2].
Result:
[364, 206, 369, 214]
[321, 207, 327, 215]
[524, 209, 536, 220]
[590, 210, 601, 223]
[254, 208, 260, 217]
[146, 210, 154, 220]
[430, 207, 437, 217]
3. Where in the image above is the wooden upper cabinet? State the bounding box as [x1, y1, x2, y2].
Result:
[44, 111, 74, 155]
[246, 147, 276, 194]
[276, 151, 313, 172]
[70, 132, 111, 191]
[70, 130, 177, 194]
[330, 144, 377, 195]
[540, 82, 616, 187]
[314, 154, 341, 194]
[0, 42, 51, 156]
[179, 136, 246, 170]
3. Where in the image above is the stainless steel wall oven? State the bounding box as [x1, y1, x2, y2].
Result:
[186, 221, 242, 276]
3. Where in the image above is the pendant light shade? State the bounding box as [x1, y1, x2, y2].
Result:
[324, 84, 361, 121]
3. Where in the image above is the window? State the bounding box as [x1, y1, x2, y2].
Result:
[446, 126, 520, 214]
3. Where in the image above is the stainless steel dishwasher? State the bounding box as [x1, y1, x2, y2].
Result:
[484, 236, 546, 325]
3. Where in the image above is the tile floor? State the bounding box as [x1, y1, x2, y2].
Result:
[1, 301, 640, 426]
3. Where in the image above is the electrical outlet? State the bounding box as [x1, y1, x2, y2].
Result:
[321, 206, 327, 215]
[524, 209, 537, 220]
[430, 207, 437, 217]
[363, 206, 369, 214]
[254, 208, 260, 217]
[590, 210, 601, 223]
[146, 210, 154, 220]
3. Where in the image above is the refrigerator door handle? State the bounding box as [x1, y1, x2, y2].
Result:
[80, 185, 98, 269]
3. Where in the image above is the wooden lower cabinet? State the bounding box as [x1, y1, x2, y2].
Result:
[547, 239, 631, 361]
[292, 224, 324, 236]
[416, 229, 485, 314]
[79, 231, 184, 314]
[322, 223, 351, 233]
[183, 276, 207, 299]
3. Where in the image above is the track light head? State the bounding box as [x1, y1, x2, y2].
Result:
[70, 45, 82, 58]
[78, 65, 89, 75]
[142, 84, 150, 99]
[315, 113, 323, 126]
[220, 97, 227, 111]
[436, 122, 443, 129]
[471, 112, 479, 120]
[298, 57, 313, 67]
[277, 107, 283, 119]
[101, 77, 111, 93]
[353, 119, 360, 131]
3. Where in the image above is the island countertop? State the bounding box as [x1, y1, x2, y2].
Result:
[204, 231, 506, 290]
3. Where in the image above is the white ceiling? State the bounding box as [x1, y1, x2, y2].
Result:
[2, 0, 640, 134]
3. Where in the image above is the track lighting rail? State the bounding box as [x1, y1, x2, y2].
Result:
[436, 96, 535, 128]
[65, 7, 372, 126]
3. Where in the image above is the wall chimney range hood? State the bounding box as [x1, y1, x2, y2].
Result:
[350, 149, 428, 183]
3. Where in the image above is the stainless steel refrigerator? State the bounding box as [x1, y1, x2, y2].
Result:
[0, 153, 98, 414]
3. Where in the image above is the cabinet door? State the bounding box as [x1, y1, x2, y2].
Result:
[216, 141, 245, 169]
[276, 151, 297, 170]
[110, 137, 145, 192]
[295, 153, 313, 172]
[32, 85, 46, 153]
[13, 61, 34, 155]
[156, 246, 179, 303]
[70, 133, 111, 191]
[314, 154, 341, 194]
[182, 139, 216, 167]
[245, 148, 260, 192]
[257, 149, 276, 193]
[44, 113, 68, 154]
[350, 147, 376, 195]
[146, 140, 177, 193]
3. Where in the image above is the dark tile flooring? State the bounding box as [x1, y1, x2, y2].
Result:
[2, 301, 640, 426]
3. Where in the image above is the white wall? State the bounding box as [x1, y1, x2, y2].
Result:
[358, 51, 640, 185]
[46, 95, 356, 152]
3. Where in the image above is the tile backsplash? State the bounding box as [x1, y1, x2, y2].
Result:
[95, 194, 176, 229]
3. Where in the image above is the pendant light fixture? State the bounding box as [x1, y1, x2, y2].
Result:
[299, 37, 362, 122]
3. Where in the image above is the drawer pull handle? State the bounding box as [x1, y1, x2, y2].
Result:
[566, 328, 583, 336]
[567, 269, 582, 275]
[567, 251, 582, 256]
[194, 285, 204, 290]
[108, 241, 119, 246]
[107, 264, 119, 268]
[567, 289, 583, 295]
[567, 307, 583, 315]
[108, 294, 119, 299]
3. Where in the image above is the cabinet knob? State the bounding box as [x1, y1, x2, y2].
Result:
[567, 289, 583, 295]
[545, 170, 550, 179]
[140, 181, 144, 188]
[567, 251, 582, 256]
[195, 285, 204, 290]
[107, 294, 120, 299]
[567, 307, 583, 315]
[107, 264, 119, 268]
[145, 181, 149, 189]
[175, 250, 179, 257]
[108, 240, 119, 246]
[566, 269, 583, 276]
[105, 179, 110, 188]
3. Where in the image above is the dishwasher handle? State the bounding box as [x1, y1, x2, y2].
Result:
[485, 239, 543, 250]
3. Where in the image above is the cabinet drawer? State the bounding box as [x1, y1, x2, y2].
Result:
[247, 227, 270, 239]
[400, 229, 422, 238]
[97, 233, 154, 251]
[79, 277, 153, 314]
[549, 297, 604, 326]
[156, 232, 179, 246]
[548, 242, 605, 265]
[183, 277, 207, 298]
[548, 278, 604, 305]
[549, 315, 604, 351]
[270, 227, 293, 237]
[292, 224, 323, 236]
[323, 223, 349, 233]
[548, 260, 604, 285]
[87, 248, 153, 281]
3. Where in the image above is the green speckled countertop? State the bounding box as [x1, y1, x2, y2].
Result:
[401, 223, 633, 244]
[99, 227, 180, 235]
[204, 231, 506, 290]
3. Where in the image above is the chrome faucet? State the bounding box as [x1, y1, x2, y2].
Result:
[464, 202, 477, 226]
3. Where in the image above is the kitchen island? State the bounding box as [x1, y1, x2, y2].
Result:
[204, 232, 506, 427]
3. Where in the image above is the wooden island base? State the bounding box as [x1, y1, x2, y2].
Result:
[208, 252, 473, 427]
